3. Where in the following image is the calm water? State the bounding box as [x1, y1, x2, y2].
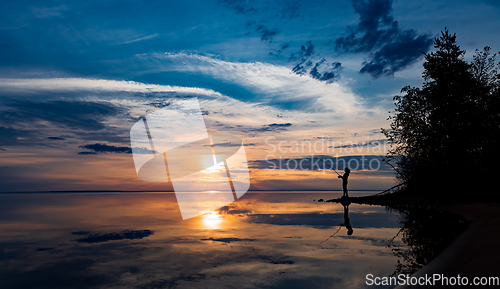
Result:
[0, 192, 405, 289]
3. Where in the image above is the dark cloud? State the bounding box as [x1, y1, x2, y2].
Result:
[334, 0, 433, 78]
[289, 42, 343, 82]
[291, 60, 313, 75]
[78, 143, 132, 154]
[71, 231, 93, 235]
[359, 30, 433, 78]
[219, 0, 258, 15]
[0, 126, 24, 146]
[289, 41, 315, 61]
[289, 41, 316, 76]
[255, 25, 280, 42]
[36, 247, 55, 252]
[72, 230, 154, 243]
[1, 100, 122, 132]
[257, 123, 292, 132]
[47, 136, 65, 140]
[335, 0, 396, 53]
[0, 258, 111, 289]
[78, 143, 156, 155]
[330, 139, 389, 149]
[268, 123, 292, 128]
[269, 43, 290, 57]
[243, 21, 281, 42]
[200, 237, 256, 243]
[216, 205, 252, 215]
[0, 126, 56, 147]
[309, 59, 343, 82]
[281, 4, 301, 19]
[77, 151, 97, 155]
[208, 142, 256, 147]
[136, 274, 207, 289]
[246, 212, 400, 229]
[337, 235, 394, 247]
[231, 123, 293, 134]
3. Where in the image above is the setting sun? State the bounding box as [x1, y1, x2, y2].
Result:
[201, 211, 223, 229]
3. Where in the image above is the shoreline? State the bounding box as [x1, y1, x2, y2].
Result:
[395, 203, 500, 288]
[321, 194, 500, 287]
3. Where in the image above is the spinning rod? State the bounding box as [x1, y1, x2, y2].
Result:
[317, 226, 342, 248]
[326, 161, 341, 176]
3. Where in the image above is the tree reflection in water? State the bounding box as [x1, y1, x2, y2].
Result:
[387, 207, 468, 275]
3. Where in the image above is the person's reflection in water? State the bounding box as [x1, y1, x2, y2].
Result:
[340, 200, 353, 236]
[317, 201, 354, 247]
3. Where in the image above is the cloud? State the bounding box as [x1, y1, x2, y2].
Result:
[143, 53, 362, 114]
[330, 139, 389, 149]
[1, 99, 122, 131]
[200, 237, 256, 243]
[358, 30, 433, 78]
[220, 1, 282, 42]
[78, 143, 155, 155]
[0, 126, 25, 146]
[289, 41, 315, 76]
[209, 142, 257, 147]
[309, 59, 343, 82]
[78, 143, 132, 154]
[0, 78, 224, 97]
[0, 78, 245, 146]
[289, 42, 343, 83]
[289, 41, 315, 61]
[269, 42, 290, 57]
[119, 33, 160, 45]
[256, 123, 292, 132]
[47, 136, 66, 140]
[0, 258, 111, 289]
[72, 230, 154, 243]
[31, 5, 67, 19]
[334, 0, 433, 78]
[255, 25, 280, 42]
[246, 212, 400, 229]
[219, 0, 258, 15]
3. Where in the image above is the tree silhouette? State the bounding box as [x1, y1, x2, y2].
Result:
[383, 28, 499, 199]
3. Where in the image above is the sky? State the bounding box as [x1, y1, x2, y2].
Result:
[1, 0, 499, 192]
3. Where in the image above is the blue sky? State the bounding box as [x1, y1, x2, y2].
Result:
[1, 0, 499, 192]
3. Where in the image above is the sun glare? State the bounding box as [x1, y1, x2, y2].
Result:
[201, 211, 223, 229]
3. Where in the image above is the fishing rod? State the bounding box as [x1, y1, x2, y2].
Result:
[326, 161, 341, 176]
[317, 226, 342, 248]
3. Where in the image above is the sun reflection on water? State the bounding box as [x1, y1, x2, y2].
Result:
[201, 211, 223, 229]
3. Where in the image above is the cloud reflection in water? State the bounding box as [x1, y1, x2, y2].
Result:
[0, 192, 404, 289]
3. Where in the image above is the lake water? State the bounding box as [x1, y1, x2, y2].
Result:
[0, 192, 407, 289]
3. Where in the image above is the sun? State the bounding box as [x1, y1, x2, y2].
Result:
[201, 211, 223, 229]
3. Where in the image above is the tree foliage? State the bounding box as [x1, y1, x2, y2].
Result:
[383, 28, 500, 196]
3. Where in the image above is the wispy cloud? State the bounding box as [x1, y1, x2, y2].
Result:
[31, 5, 67, 19]
[0, 78, 224, 97]
[119, 33, 160, 45]
[140, 52, 366, 115]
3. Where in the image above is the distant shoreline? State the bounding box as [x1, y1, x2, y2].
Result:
[0, 190, 382, 194]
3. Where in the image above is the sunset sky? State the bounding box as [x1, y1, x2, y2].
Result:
[1, 0, 499, 192]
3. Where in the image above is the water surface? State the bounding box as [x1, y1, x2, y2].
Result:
[0, 192, 404, 289]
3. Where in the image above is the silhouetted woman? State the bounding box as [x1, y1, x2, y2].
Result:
[338, 167, 350, 197]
